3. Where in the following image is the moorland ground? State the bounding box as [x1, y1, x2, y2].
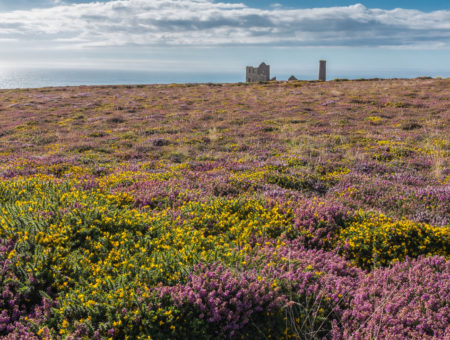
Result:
[0, 78, 448, 339]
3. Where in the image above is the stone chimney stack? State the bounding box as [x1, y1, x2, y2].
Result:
[319, 60, 326, 81]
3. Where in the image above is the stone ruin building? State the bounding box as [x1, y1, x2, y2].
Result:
[246, 60, 327, 82]
[246, 62, 270, 82]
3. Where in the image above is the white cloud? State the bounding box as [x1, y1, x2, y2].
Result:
[0, 0, 449, 49]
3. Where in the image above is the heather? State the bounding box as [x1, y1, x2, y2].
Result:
[337, 256, 450, 340]
[0, 78, 448, 338]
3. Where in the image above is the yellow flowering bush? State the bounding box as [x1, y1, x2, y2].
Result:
[337, 211, 449, 269]
[0, 176, 297, 337]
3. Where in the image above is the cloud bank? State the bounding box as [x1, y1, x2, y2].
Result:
[1, 0, 449, 49]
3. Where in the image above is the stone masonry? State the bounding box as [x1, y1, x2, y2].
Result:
[319, 60, 326, 81]
[246, 62, 270, 82]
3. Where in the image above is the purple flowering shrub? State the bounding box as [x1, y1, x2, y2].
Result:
[129, 179, 204, 210]
[164, 263, 286, 338]
[0, 239, 53, 338]
[256, 241, 363, 338]
[163, 242, 363, 339]
[288, 198, 350, 249]
[412, 185, 450, 226]
[336, 256, 450, 340]
[335, 174, 449, 226]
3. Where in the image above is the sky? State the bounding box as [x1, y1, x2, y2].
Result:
[0, 0, 449, 79]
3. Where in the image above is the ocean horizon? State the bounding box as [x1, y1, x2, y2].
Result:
[0, 68, 245, 90]
[0, 67, 446, 89]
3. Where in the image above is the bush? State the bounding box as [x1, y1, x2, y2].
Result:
[264, 171, 327, 194]
[165, 263, 285, 339]
[337, 211, 449, 269]
[0, 239, 53, 338]
[289, 198, 350, 249]
[336, 256, 450, 340]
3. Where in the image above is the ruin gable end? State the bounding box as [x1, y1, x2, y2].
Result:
[246, 62, 270, 82]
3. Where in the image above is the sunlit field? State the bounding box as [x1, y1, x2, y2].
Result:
[0, 78, 449, 339]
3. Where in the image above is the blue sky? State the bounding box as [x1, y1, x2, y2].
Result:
[0, 0, 449, 79]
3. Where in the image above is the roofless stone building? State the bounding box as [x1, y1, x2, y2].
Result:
[246, 62, 270, 82]
[246, 60, 327, 82]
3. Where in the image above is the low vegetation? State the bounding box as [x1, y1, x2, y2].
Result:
[0, 78, 448, 338]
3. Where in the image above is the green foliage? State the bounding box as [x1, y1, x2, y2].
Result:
[337, 211, 450, 269]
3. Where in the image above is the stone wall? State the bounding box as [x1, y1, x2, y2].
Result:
[246, 62, 270, 82]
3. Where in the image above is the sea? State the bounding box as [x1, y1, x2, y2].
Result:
[0, 68, 246, 89]
[0, 67, 444, 89]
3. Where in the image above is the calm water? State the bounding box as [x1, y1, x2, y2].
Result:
[0, 67, 443, 89]
[0, 68, 244, 89]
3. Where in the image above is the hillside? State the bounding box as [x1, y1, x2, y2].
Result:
[0, 78, 449, 338]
